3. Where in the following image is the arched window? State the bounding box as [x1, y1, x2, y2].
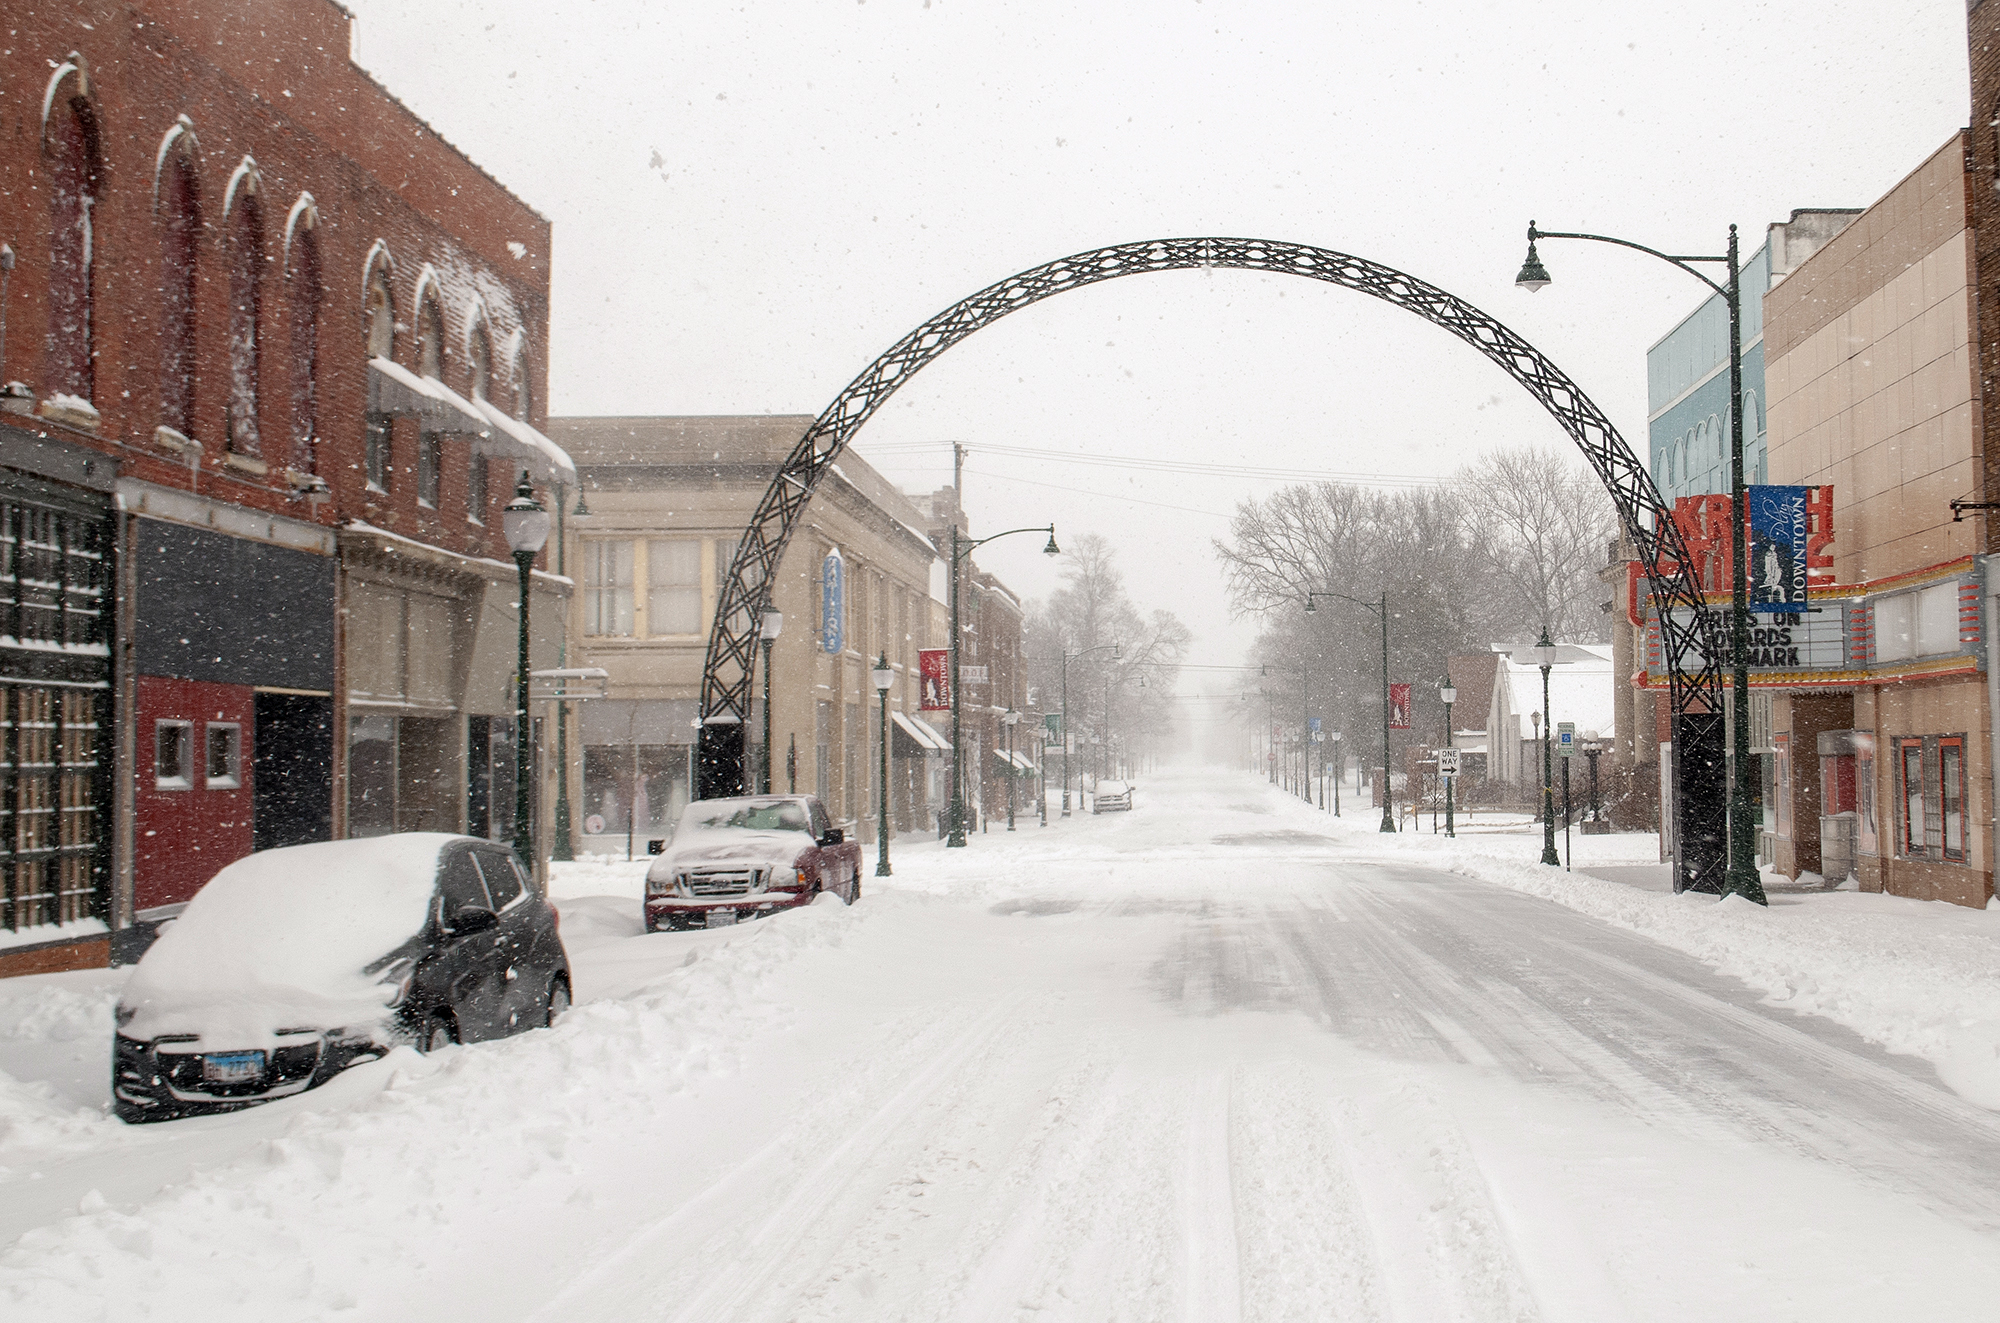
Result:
[414, 286, 445, 507]
[225, 163, 264, 456]
[363, 255, 395, 490]
[158, 140, 200, 438]
[287, 213, 321, 473]
[364, 258, 395, 360]
[44, 62, 101, 402]
[467, 316, 492, 401]
[466, 316, 493, 524]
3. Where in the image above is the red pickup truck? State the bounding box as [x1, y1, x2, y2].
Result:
[643, 795, 863, 932]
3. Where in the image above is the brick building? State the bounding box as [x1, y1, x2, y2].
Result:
[0, 1, 572, 974]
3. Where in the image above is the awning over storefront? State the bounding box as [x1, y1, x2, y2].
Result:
[891, 710, 951, 754]
[471, 395, 579, 487]
[993, 749, 1037, 773]
[366, 357, 491, 434]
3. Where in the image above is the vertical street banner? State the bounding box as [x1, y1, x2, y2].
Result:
[820, 548, 845, 654]
[1388, 684, 1412, 729]
[918, 648, 950, 711]
[1043, 712, 1062, 745]
[1747, 485, 1810, 613]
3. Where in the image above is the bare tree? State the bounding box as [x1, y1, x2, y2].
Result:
[1024, 534, 1191, 762]
[1454, 446, 1616, 641]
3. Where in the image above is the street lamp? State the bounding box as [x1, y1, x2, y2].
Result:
[1306, 589, 1395, 833]
[759, 610, 783, 794]
[1439, 674, 1457, 839]
[871, 653, 893, 877]
[1060, 642, 1117, 816]
[1533, 627, 1560, 867]
[948, 523, 1059, 846]
[1329, 730, 1341, 816]
[1003, 709, 1022, 830]
[1516, 221, 1765, 905]
[501, 472, 550, 868]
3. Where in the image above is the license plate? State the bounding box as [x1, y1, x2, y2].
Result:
[705, 909, 737, 928]
[203, 1050, 267, 1083]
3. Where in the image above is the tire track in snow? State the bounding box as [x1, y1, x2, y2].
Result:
[526, 991, 1026, 1323]
[1178, 1070, 1241, 1323]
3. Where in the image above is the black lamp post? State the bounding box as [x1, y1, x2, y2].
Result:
[1003, 709, 1021, 830]
[872, 653, 893, 877]
[1517, 221, 1765, 905]
[949, 524, 1058, 846]
[1306, 589, 1395, 833]
[501, 473, 550, 868]
[1533, 627, 1560, 867]
[1583, 730, 1605, 834]
[1439, 674, 1457, 839]
[759, 610, 783, 794]
[1330, 730, 1342, 816]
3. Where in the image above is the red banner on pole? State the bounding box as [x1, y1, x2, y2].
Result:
[1388, 683, 1412, 729]
[918, 649, 950, 711]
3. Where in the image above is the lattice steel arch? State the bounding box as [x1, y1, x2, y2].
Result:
[695, 237, 1728, 883]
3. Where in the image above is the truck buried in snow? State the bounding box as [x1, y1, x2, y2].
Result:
[644, 795, 863, 932]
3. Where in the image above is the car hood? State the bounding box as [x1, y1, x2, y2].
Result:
[648, 829, 812, 878]
[119, 835, 456, 1047]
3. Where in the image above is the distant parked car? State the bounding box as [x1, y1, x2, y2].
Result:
[113, 835, 570, 1124]
[1093, 780, 1134, 813]
[645, 795, 862, 931]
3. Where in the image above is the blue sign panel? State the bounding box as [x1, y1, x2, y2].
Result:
[1748, 485, 1810, 614]
[821, 550, 845, 654]
[1308, 717, 1321, 733]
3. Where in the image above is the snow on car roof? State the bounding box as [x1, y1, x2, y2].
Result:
[120, 834, 462, 1046]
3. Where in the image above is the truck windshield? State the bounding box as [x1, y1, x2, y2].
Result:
[683, 801, 810, 834]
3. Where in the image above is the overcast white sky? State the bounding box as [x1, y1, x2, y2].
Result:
[348, 0, 1968, 675]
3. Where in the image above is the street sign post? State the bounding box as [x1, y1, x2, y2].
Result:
[1437, 747, 1460, 775]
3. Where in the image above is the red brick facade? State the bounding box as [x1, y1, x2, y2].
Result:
[0, 1, 568, 969]
[0, 0, 553, 551]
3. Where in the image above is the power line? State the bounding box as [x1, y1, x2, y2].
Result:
[856, 439, 1446, 489]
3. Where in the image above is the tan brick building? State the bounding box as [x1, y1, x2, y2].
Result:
[1762, 133, 1990, 906]
[550, 417, 951, 855]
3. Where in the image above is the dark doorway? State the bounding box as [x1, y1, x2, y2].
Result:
[253, 693, 333, 852]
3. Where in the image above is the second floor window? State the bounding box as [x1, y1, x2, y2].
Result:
[418, 433, 441, 508]
[365, 416, 391, 492]
[227, 190, 263, 455]
[648, 540, 702, 635]
[468, 452, 488, 524]
[583, 541, 634, 636]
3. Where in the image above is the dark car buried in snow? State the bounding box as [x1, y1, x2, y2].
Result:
[645, 795, 862, 931]
[113, 834, 570, 1123]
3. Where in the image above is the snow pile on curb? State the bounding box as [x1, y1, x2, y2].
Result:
[0, 893, 864, 1318]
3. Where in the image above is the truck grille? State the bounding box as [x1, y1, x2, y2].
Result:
[686, 867, 762, 897]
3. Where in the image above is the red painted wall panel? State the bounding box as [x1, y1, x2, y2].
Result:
[135, 676, 254, 913]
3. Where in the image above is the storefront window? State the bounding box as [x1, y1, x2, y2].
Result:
[1900, 740, 1925, 855]
[581, 743, 687, 840]
[1941, 737, 1965, 861]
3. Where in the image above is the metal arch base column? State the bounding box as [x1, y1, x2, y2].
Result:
[696, 723, 746, 802]
[695, 236, 1729, 893]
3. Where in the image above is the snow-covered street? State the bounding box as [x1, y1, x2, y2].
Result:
[10, 767, 2000, 1320]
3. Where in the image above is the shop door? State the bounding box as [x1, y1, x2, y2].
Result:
[253, 693, 332, 852]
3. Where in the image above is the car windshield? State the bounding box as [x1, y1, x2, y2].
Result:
[681, 799, 811, 834]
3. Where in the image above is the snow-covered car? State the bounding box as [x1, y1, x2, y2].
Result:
[112, 835, 570, 1124]
[1093, 780, 1134, 813]
[645, 795, 862, 931]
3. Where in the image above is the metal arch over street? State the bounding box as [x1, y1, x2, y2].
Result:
[695, 236, 1729, 887]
